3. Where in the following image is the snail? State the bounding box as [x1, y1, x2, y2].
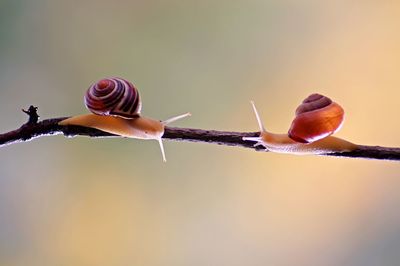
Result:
[243, 93, 358, 154]
[59, 77, 191, 161]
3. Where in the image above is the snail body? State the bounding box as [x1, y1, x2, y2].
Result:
[243, 94, 357, 154]
[59, 114, 164, 139]
[59, 77, 190, 161]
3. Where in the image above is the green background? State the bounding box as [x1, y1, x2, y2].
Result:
[1, 1, 400, 265]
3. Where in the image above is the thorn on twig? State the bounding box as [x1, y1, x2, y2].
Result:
[22, 105, 39, 124]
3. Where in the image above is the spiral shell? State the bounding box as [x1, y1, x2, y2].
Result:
[288, 93, 344, 143]
[84, 77, 141, 119]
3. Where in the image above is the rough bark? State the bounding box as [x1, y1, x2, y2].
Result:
[1, 106, 399, 161]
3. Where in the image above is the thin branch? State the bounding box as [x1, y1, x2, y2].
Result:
[1, 106, 399, 161]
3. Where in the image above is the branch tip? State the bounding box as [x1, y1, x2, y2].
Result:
[22, 105, 39, 124]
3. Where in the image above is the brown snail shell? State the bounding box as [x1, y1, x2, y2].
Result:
[288, 93, 344, 143]
[84, 77, 141, 119]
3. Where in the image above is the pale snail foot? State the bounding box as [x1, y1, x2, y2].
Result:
[242, 136, 263, 146]
[242, 137, 269, 151]
[59, 112, 191, 162]
[243, 134, 358, 155]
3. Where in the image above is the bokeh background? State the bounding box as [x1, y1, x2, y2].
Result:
[1, 1, 400, 265]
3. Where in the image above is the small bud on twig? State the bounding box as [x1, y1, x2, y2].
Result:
[22, 105, 39, 124]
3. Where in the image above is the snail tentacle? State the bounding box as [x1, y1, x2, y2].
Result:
[250, 101, 266, 132]
[158, 138, 166, 162]
[162, 112, 192, 125]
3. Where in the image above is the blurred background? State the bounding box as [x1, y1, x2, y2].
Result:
[1, 0, 400, 265]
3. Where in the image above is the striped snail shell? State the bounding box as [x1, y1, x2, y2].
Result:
[59, 77, 191, 162]
[288, 93, 344, 143]
[84, 77, 142, 119]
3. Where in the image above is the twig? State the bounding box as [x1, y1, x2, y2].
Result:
[0, 107, 399, 161]
[22, 105, 39, 124]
